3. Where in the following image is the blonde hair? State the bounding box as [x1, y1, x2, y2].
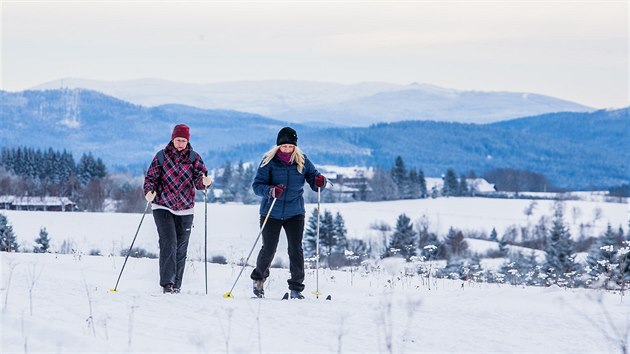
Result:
[260, 145, 305, 173]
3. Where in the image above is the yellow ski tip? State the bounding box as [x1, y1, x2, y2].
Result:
[223, 292, 234, 299]
[109, 288, 119, 292]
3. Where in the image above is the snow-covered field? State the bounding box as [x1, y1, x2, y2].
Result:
[2, 251, 629, 353]
[1, 197, 629, 353]
[3, 197, 628, 265]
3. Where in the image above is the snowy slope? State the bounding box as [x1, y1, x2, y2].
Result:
[3, 198, 627, 266]
[1, 198, 629, 353]
[1, 252, 628, 353]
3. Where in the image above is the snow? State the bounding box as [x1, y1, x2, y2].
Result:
[2, 252, 629, 353]
[1, 197, 629, 352]
[425, 177, 496, 193]
[3, 197, 627, 266]
[319, 165, 374, 179]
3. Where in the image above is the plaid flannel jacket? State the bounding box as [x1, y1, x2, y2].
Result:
[143, 143, 207, 211]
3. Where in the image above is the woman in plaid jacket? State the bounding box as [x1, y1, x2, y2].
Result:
[143, 124, 212, 293]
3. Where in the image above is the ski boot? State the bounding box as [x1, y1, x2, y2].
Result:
[162, 284, 175, 294]
[290, 290, 305, 299]
[253, 279, 265, 298]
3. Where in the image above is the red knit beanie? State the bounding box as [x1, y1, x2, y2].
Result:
[171, 124, 190, 140]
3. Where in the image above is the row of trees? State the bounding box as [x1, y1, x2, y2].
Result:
[209, 161, 257, 204]
[378, 205, 629, 289]
[0, 147, 107, 196]
[1, 147, 624, 212]
[209, 156, 481, 204]
[0, 147, 151, 212]
[303, 208, 348, 267]
[0, 147, 112, 211]
[361, 156, 560, 202]
[0, 214, 49, 253]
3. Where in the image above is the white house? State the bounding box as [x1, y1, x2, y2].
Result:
[0, 195, 77, 211]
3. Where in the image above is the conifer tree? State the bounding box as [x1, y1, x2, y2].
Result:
[391, 156, 406, 198]
[543, 206, 577, 286]
[418, 169, 428, 198]
[77, 153, 107, 185]
[442, 168, 458, 197]
[34, 227, 51, 253]
[585, 224, 622, 288]
[407, 169, 421, 199]
[304, 208, 319, 257]
[500, 251, 539, 286]
[217, 161, 235, 202]
[489, 227, 498, 241]
[444, 227, 468, 260]
[385, 213, 418, 260]
[0, 214, 19, 252]
[458, 173, 469, 196]
[239, 164, 257, 204]
[417, 220, 439, 259]
[304, 209, 336, 257]
[319, 210, 335, 256]
[332, 212, 348, 254]
[77, 153, 94, 185]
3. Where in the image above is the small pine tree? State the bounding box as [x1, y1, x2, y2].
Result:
[543, 207, 577, 286]
[442, 168, 458, 197]
[304, 209, 336, 258]
[0, 214, 19, 252]
[585, 224, 623, 288]
[304, 208, 319, 257]
[332, 212, 348, 254]
[500, 251, 539, 286]
[458, 173, 469, 196]
[444, 227, 468, 260]
[385, 213, 418, 260]
[319, 210, 336, 256]
[407, 169, 421, 199]
[390, 156, 406, 198]
[77, 152, 107, 185]
[34, 227, 51, 253]
[239, 165, 257, 204]
[418, 169, 428, 198]
[489, 227, 498, 241]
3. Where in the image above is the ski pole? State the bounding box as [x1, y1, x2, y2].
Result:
[223, 197, 277, 299]
[110, 201, 151, 292]
[204, 187, 208, 295]
[312, 186, 322, 298]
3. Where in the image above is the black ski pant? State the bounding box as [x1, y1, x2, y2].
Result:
[153, 209, 194, 289]
[250, 214, 305, 291]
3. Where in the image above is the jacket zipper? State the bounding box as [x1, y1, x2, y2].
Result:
[280, 164, 291, 220]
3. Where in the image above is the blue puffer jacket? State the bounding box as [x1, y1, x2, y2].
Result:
[252, 155, 323, 220]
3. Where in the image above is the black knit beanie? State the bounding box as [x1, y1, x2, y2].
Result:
[276, 127, 298, 146]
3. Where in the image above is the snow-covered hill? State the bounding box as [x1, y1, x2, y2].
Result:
[1, 249, 628, 353]
[32, 78, 593, 125]
[1, 198, 629, 353]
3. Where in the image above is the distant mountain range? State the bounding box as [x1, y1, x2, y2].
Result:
[1, 88, 628, 189]
[32, 78, 593, 126]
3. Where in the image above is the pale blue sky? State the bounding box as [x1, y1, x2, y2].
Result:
[1, 0, 627, 108]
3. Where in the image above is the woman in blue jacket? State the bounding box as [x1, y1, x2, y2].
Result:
[250, 127, 326, 299]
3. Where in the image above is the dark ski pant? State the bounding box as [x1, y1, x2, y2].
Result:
[153, 209, 194, 289]
[250, 214, 305, 291]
